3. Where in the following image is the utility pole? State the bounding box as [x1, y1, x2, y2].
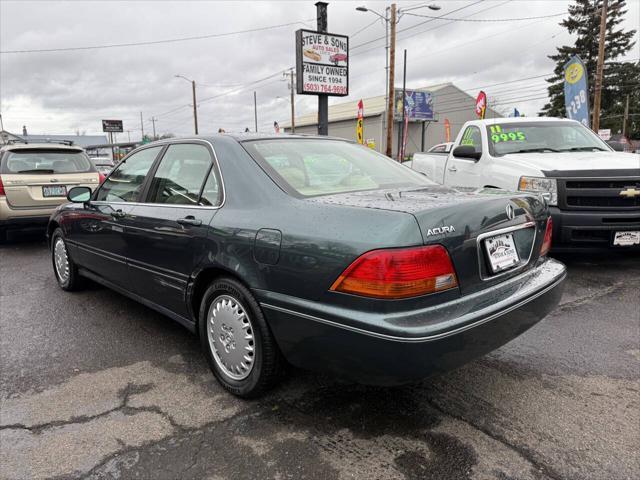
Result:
[592, 0, 608, 131]
[192, 80, 199, 135]
[127, 130, 131, 142]
[622, 94, 629, 136]
[140, 111, 145, 141]
[150, 117, 157, 140]
[385, 3, 397, 157]
[254, 91, 258, 133]
[316, 1, 329, 135]
[283, 69, 296, 133]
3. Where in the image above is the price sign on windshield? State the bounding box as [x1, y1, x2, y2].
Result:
[489, 125, 527, 143]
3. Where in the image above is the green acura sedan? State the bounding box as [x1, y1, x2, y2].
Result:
[47, 134, 566, 397]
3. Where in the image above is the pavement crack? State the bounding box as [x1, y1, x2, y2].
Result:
[0, 382, 183, 435]
[556, 280, 635, 312]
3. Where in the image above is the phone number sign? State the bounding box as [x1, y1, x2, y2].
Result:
[295, 29, 349, 97]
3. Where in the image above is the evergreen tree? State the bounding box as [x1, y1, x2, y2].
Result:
[540, 0, 639, 139]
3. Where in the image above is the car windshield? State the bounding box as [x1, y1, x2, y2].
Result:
[3, 149, 93, 174]
[244, 138, 435, 197]
[486, 121, 610, 156]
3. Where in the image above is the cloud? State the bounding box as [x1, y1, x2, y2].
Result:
[1, 0, 638, 137]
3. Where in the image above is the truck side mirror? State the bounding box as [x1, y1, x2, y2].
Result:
[452, 145, 481, 161]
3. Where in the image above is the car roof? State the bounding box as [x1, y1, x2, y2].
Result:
[132, 133, 355, 150]
[1, 142, 84, 152]
[464, 117, 579, 128]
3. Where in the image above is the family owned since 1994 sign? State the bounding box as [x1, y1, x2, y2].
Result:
[295, 29, 349, 96]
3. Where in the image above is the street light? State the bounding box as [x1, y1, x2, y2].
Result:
[175, 74, 199, 135]
[356, 3, 441, 158]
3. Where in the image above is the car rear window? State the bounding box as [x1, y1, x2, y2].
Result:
[243, 138, 434, 197]
[2, 149, 93, 174]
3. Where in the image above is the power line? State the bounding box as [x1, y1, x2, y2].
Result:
[351, 18, 380, 38]
[351, 0, 486, 51]
[403, 11, 566, 22]
[0, 19, 313, 54]
[351, 0, 509, 57]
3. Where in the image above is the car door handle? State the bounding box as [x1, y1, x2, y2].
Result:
[448, 166, 458, 172]
[177, 216, 202, 226]
[110, 209, 126, 219]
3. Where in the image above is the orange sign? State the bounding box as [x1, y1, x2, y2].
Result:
[444, 118, 451, 142]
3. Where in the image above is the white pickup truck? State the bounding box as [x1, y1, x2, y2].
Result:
[410, 117, 640, 251]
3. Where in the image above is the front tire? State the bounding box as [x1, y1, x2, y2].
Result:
[199, 277, 284, 398]
[51, 228, 83, 291]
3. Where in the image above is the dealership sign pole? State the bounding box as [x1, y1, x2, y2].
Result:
[563, 55, 590, 127]
[296, 2, 349, 136]
[102, 120, 123, 163]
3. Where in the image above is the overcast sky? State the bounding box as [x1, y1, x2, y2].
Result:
[1, 0, 638, 139]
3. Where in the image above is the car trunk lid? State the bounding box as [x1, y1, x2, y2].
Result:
[1, 172, 100, 207]
[310, 185, 548, 295]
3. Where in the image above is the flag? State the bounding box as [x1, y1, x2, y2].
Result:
[444, 118, 451, 142]
[356, 99, 364, 144]
[475, 91, 487, 119]
[563, 55, 589, 127]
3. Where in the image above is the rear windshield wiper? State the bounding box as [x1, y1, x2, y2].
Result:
[16, 169, 55, 173]
[511, 148, 560, 153]
[560, 146, 607, 152]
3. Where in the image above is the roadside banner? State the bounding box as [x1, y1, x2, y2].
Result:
[475, 91, 487, 119]
[444, 118, 451, 142]
[563, 55, 590, 127]
[356, 99, 364, 144]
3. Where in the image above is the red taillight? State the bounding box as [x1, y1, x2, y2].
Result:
[330, 245, 458, 299]
[540, 217, 553, 256]
[0, 176, 4, 196]
[98, 172, 106, 184]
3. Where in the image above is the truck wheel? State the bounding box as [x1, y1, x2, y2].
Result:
[51, 228, 83, 291]
[199, 277, 284, 398]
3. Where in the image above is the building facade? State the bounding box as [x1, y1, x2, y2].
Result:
[283, 83, 500, 157]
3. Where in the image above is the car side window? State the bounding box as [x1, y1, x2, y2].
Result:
[95, 146, 162, 202]
[146, 144, 212, 205]
[459, 127, 482, 154]
[430, 145, 445, 153]
[199, 168, 221, 206]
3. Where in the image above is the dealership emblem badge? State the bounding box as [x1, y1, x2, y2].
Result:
[619, 187, 640, 198]
[506, 204, 515, 220]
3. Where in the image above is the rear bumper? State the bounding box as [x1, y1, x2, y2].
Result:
[550, 206, 640, 251]
[258, 258, 566, 385]
[0, 197, 55, 231]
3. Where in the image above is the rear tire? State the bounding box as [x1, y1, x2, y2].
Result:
[51, 228, 83, 291]
[199, 277, 284, 398]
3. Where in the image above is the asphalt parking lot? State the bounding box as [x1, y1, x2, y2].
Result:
[1, 234, 638, 480]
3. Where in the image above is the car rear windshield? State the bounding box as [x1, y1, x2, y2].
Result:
[486, 121, 610, 156]
[2, 149, 93, 174]
[243, 138, 435, 197]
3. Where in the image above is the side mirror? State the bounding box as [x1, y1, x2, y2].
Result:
[606, 140, 625, 152]
[67, 186, 92, 203]
[452, 145, 481, 161]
